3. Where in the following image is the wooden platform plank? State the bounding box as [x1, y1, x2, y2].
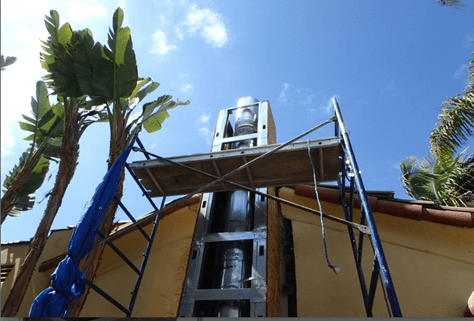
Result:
[129, 138, 343, 197]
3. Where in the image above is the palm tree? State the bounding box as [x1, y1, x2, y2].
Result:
[1, 55, 17, 70]
[430, 53, 474, 157]
[400, 149, 473, 207]
[436, 0, 463, 7]
[400, 52, 474, 207]
[1, 13, 103, 317]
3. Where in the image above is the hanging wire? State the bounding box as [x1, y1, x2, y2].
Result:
[307, 140, 341, 275]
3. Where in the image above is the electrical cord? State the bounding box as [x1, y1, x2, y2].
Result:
[307, 140, 340, 275]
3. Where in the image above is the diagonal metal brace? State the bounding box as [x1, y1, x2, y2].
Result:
[133, 147, 371, 235]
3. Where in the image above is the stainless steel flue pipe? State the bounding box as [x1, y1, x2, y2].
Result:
[217, 97, 259, 317]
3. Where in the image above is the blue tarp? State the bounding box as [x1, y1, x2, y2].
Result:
[29, 137, 136, 317]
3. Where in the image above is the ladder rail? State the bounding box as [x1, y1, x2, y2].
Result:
[127, 196, 167, 316]
[333, 98, 402, 317]
[75, 137, 164, 317]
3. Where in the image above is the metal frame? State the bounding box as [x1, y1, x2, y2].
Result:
[333, 98, 402, 317]
[179, 101, 270, 317]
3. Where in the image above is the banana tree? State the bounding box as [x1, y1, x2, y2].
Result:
[67, 8, 189, 316]
[1, 55, 17, 71]
[1, 12, 104, 317]
[1, 81, 63, 224]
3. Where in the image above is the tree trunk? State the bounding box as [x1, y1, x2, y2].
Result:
[67, 120, 130, 317]
[1, 146, 47, 224]
[1, 111, 81, 317]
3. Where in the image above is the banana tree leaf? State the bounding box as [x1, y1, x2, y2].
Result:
[2, 151, 50, 213]
[142, 110, 169, 133]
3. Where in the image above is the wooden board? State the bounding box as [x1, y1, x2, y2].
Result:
[129, 138, 343, 197]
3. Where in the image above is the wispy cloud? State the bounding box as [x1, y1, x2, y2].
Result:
[184, 3, 228, 48]
[279, 83, 338, 115]
[180, 83, 193, 93]
[151, 29, 178, 56]
[198, 127, 214, 144]
[454, 62, 469, 80]
[196, 112, 211, 124]
[278, 82, 316, 107]
[195, 112, 213, 143]
[279, 83, 289, 103]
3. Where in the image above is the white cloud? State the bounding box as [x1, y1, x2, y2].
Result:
[67, 1, 107, 24]
[196, 112, 211, 124]
[180, 83, 193, 93]
[184, 3, 228, 48]
[195, 112, 212, 143]
[198, 127, 214, 144]
[175, 26, 184, 41]
[151, 29, 178, 55]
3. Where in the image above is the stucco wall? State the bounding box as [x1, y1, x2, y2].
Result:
[278, 187, 474, 317]
[2, 228, 74, 316]
[79, 204, 199, 317]
[1, 242, 30, 310]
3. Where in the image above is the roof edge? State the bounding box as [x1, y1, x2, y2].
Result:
[294, 185, 474, 228]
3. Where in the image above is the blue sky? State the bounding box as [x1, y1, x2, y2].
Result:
[1, 0, 473, 243]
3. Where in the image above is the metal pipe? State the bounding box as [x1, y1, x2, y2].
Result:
[218, 97, 258, 317]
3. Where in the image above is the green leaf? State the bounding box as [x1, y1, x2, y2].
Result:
[141, 95, 172, 120]
[1, 55, 17, 71]
[114, 27, 130, 66]
[19, 121, 37, 133]
[113, 7, 124, 32]
[35, 81, 51, 119]
[58, 22, 73, 48]
[2, 151, 51, 212]
[142, 110, 170, 133]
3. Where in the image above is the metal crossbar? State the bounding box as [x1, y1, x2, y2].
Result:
[333, 98, 402, 317]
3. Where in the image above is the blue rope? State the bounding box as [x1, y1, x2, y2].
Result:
[307, 140, 340, 275]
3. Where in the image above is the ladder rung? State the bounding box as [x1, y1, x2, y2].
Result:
[113, 196, 152, 242]
[97, 231, 142, 276]
[125, 163, 159, 212]
[84, 278, 130, 315]
[184, 288, 265, 301]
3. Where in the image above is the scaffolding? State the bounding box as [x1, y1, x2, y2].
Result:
[41, 97, 401, 317]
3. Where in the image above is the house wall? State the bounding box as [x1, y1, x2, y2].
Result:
[79, 203, 199, 317]
[2, 228, 74, 316]
[1, 242, 30, 309]
[278, 187, 474, 317]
